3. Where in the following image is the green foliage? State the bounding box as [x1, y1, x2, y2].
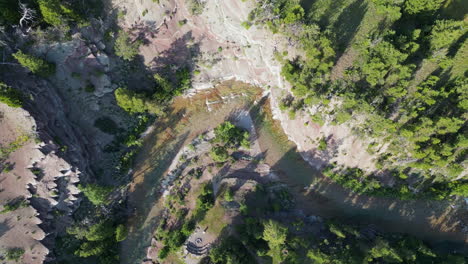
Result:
[359, 39, 414, 100]
[263, 220, 288, 264]
[209, 236, 256, 264]
[175, 67, 191, 94]
[210, 146, 229, 163]
[241, 21, 252, 30]
[187, 0, 205, 15]
[328, 222, 346, 238]
[263, 220, 287, 248]
[281, 4, 304, 24]
[114, 87, 163, 115]
[317, 137, 327, 151]
[38, 0, 64, 26]
[5, 247, 24, 262]
[0, 135, 30, 160]
[210, 176, 460, 264]
[1, 197, 28, 214]
[67, 220, 119, 263]
[372, 0, 403, 21]
[404, 0, 445, 15]
[13, 50, 56, 77]
[158, 245, 170, 259]
[248, 0, 466, 196]
[280, 25, 335, 97]
[178, 19, 187, 26]
[195, 182, 214, 213]
[213, 121, 250, 148]
[322, 167, 382, 195]
[37, 0, 87, 26]
[0, 82, 22, 107]
[450, 182, 468, 196]
[223, 187, 234, 202]
[115, 224, 128, 242]
[368, 237, 403, 263]
[158, 183, 215, 260]
[114, 30, 141, 61]
[78, 184, 112, 206]
[429, 20, 466, 52]
[307, 249, 329, 264]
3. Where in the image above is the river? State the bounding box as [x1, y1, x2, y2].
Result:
[120, 81, 467, 263]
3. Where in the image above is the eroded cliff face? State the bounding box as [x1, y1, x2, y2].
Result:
[113, 0, 381, 175]
[0, 29, 125, 262]
[0, 80, 85, 263]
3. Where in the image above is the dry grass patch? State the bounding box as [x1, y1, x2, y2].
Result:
[199, 202, 227, 237]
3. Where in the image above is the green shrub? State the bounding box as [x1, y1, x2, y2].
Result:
[195, 182, 214, 213]
[158, 245, 170, 259]
[241, 21, 252, 29]
[224, 187, 234, 202]
[78, 184, 113, 206]
[178, 19, 187, 26]
[67, 220, 119, 263]
[450, 182, 468, 196]
[318, 137, 327, 151]
[114, 30, 141, 61]
[175, 67, 191, 94]
[115, 224, 128, 242]
[210, 146, 229, 163]
[38, 0, 64, 26]
[328, 223, 346, 238]
[429, 20, 465, 52]
[213, 121, 250, 148]
[114, 87, 163, 115]
[5, 247, 24, 262]
[404, 0, 445, 15]
[187, 0, 205, 15]
[13, 50, 55, 77]
[1, 198, 28, 214]
[0, 82, 22, 107]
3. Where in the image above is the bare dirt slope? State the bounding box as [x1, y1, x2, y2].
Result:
[0, 104, 48, 263]
[0, 103, 82, 263]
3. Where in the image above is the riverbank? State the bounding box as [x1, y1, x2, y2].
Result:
[121, 83, 466, 263]
[252, 97, 468, 251]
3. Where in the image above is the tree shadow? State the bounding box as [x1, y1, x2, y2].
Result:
[0, 219, 12, 239]
[120, 106, 190, 263]
[150, 31, 201, 83]
[332, 0, 368, 56]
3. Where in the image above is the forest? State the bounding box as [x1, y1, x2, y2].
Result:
[248, 0, 467, 200]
